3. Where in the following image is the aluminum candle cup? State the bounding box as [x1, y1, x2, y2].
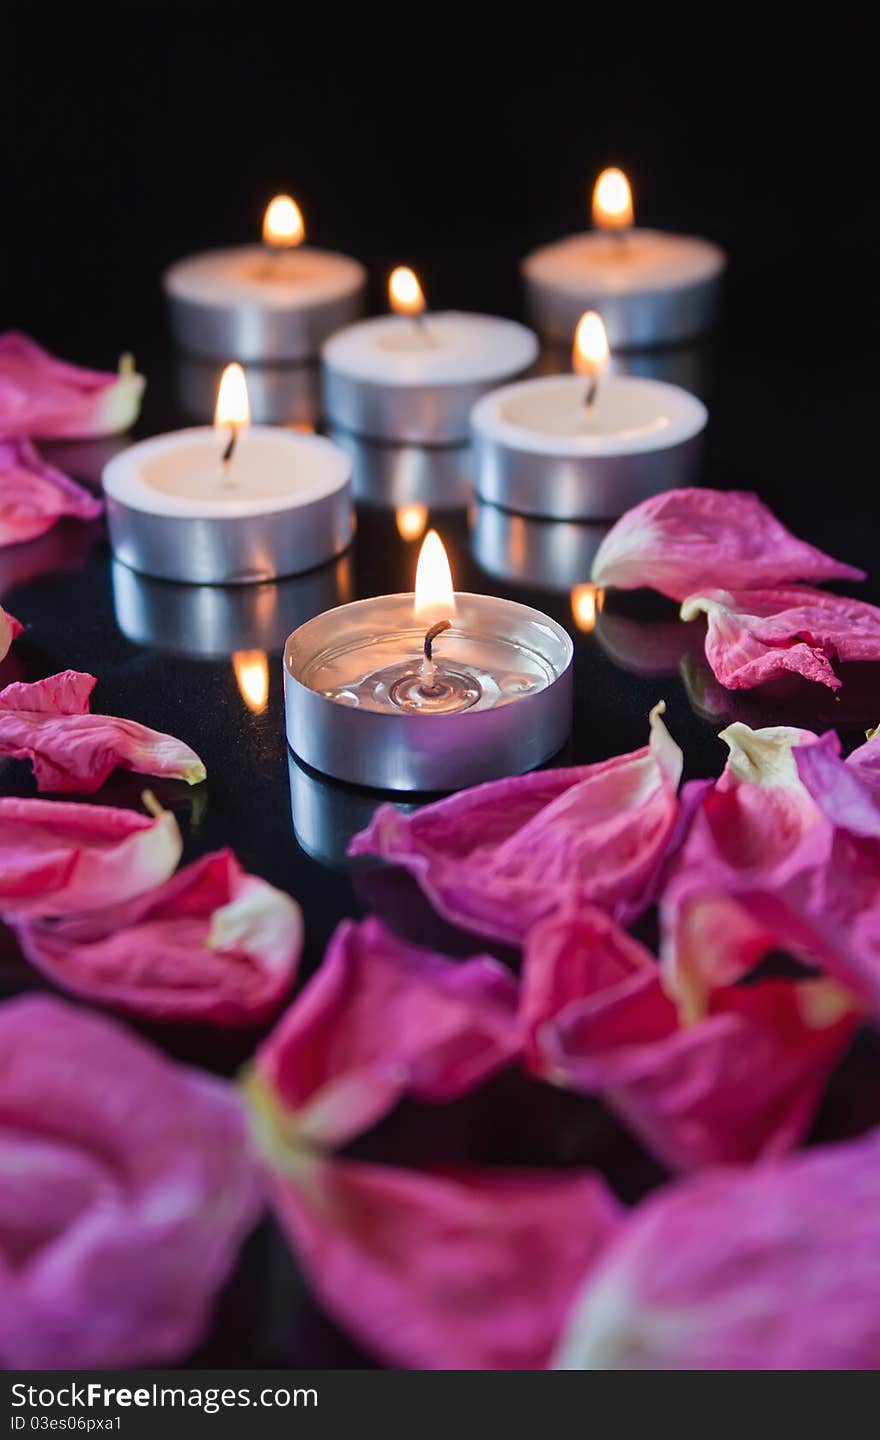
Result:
[328, 426, 473, 508]
[284, 592, 573, 792]
[472, 374, 707, 521]
[322, 313, 538, 444]
[471, 501, 609, 590]
[173, 354, 321, 428]
[163, 247, 367, 363]
[288, 751, 414, 868]
[103, 427, 354, 585]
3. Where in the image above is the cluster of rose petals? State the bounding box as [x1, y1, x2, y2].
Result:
[680, 585, 880, 691]
[0, 995, 261, 1368]
[0, 669, 206, 793]
[555, 1128, 880, 1369]
[0, 437, 102, 548]
[12, 848, 302, 1025]
[0, 332, 144, 438]
[590, 488, 863, 601]
[349, 703, 683, 946]
[249, 917, 519, 1150]
[0, 605, 22, 663]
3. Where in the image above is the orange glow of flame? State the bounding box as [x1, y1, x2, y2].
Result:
[232, 650, 270, 714]
[214, 363, 251, 431]
[389, 266, 426, 316]
[570, 583, 602, 632]
[414, 529, 455, 623]
[592, 168, 634, 231]
[262, 194, 305, 248]
[573, 311, 610, 380]
[396, 503, 429, 541]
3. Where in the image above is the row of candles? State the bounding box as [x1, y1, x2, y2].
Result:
[103, 169, 724, 792]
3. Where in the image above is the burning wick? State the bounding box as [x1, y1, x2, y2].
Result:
[572, 311, 610, 413]
[389, 266, 431, 339]
[592, 167, 634, 247]
[214, 363, 251, 480]
[420, 619, 451, 692]
[221, 425, 238, 465]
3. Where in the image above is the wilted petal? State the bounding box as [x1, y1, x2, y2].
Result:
[848, 732, 880, 796]
[12, 849, 301, 1024]
[555, 1129, 880, 1369]
[0, 332, 144, 438]
[0, 669, 206, 793]
[0, 438, 102, 548]
[0, 995, 261, 1368]
[591, 488, 863, 601]
[0, 794, 181, 917]
[350, 704, 683, 945]
[795, 732, 880, 839]
[249, 917, 520, 1148]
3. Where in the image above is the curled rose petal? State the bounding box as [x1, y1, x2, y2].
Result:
[795, 731, 880, 839]
[680, 585, 880, 691]
[0, 994, 261, 1368]
[248, 916, 519, 1149]
[0, 332, 144, 439]
[0, 793, 181, 918]
[522, 906, 857, 1172]
[849, 731, 880, 796]
[0, 438, 102, 548]
[590, 488, 863, 601]
[0, 606, 22, 663]
[555, 1129, 880, 1370]
[256, 1151, 622, 1370]
[349, 703, 683, 945]
[0, 669, 206, 793]
[11, 849, 301, 1024]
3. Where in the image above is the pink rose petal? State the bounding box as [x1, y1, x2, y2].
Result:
[0, 994, 261, 1368]
[0, 669, 206, 793]
[0, 606, 22, 663]
[795, 731, 880, 839]
[0, 438, 102, 548]
[590, 488, 864, 601]
[681, 585, 880, 691]
[11, 848, 301, 1024]
[0, 332, 144, 438]
[250, 916, 519, 1149]
[522, 906, 857, 1172]
[349, 703, 683, 945]
[555, 1129, 880, 1369]
[261, 1153, 622, 1370]
[849, 731, 880, 795]
[0, 794, 181, 917]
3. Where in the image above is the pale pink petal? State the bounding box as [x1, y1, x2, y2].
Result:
[0, 669, 206, 792]
[262, 1153, 622, 1370]
[555, 1129, 880, 1369]
[12, 849, 301, 1024]
[795, 731, 880, 839]
[250, 917, 519, 1148]
[350, 703, 683, 945]
[0, 994, 261, 1368]
[591, 488, 863, 601]
[0, 794, 182, 917]
[0, 437, 102, 548]
[0, 332, 144, 439]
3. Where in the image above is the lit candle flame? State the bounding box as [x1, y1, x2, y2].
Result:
[396, 502, 429, 541]
[570, 583, 602, 632]
[232, 650, 270, 714]
[414, 529, 455, 623]
[573, 312, 611, 399]
[262, 194, 305, 249]
[389, 266, 426, 316]
[592, 168, 634, 231]
[214, 363, 251, 431]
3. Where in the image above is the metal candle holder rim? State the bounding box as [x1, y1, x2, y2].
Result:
[322, 312, 539, 388]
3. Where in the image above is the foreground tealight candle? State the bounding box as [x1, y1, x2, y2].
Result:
[284, 530, 572, 791]
[322, 267, 538, 443]
[163, 194, 366, 363]
[472, 312, 707, 520]
[522, 167, 726, 348]
[104, 364, 354, 584]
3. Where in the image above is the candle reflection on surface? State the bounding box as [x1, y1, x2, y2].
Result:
[395, 503, 429, 541]
[233, 650, 270, 714]
[570, 582, 602, 632]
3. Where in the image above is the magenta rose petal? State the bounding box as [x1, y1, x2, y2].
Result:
[11, 848, 301, 1024]
[590, 488, 864, 601]
[260, 1153, 622, 1370]
[794, 732, 880, 839]
[0, 438, 103, 548]
[555, 1129, 880, 1369]
[349, 702, 683, 946]
[0, 794, 182, 917]
[0, 332, 144, 438]
[0, 669, 206, 793]
[250, 916, 520, 1149]
[0, 995, 262, 1368]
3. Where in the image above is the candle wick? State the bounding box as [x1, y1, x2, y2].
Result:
[222, 424, 238, 465]
[421, 619, 451, 691]
[584, 377, 599, 411]
[414, 311, 437, 347]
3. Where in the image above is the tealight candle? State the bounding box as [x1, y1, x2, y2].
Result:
[163, 194, 367, 363]
[472, 312, 707, 520]
[522, 167, 726, 348]
[104, 364, 354, 584]
[284, 530, 572, 791]
[322, 267, 538, 444]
